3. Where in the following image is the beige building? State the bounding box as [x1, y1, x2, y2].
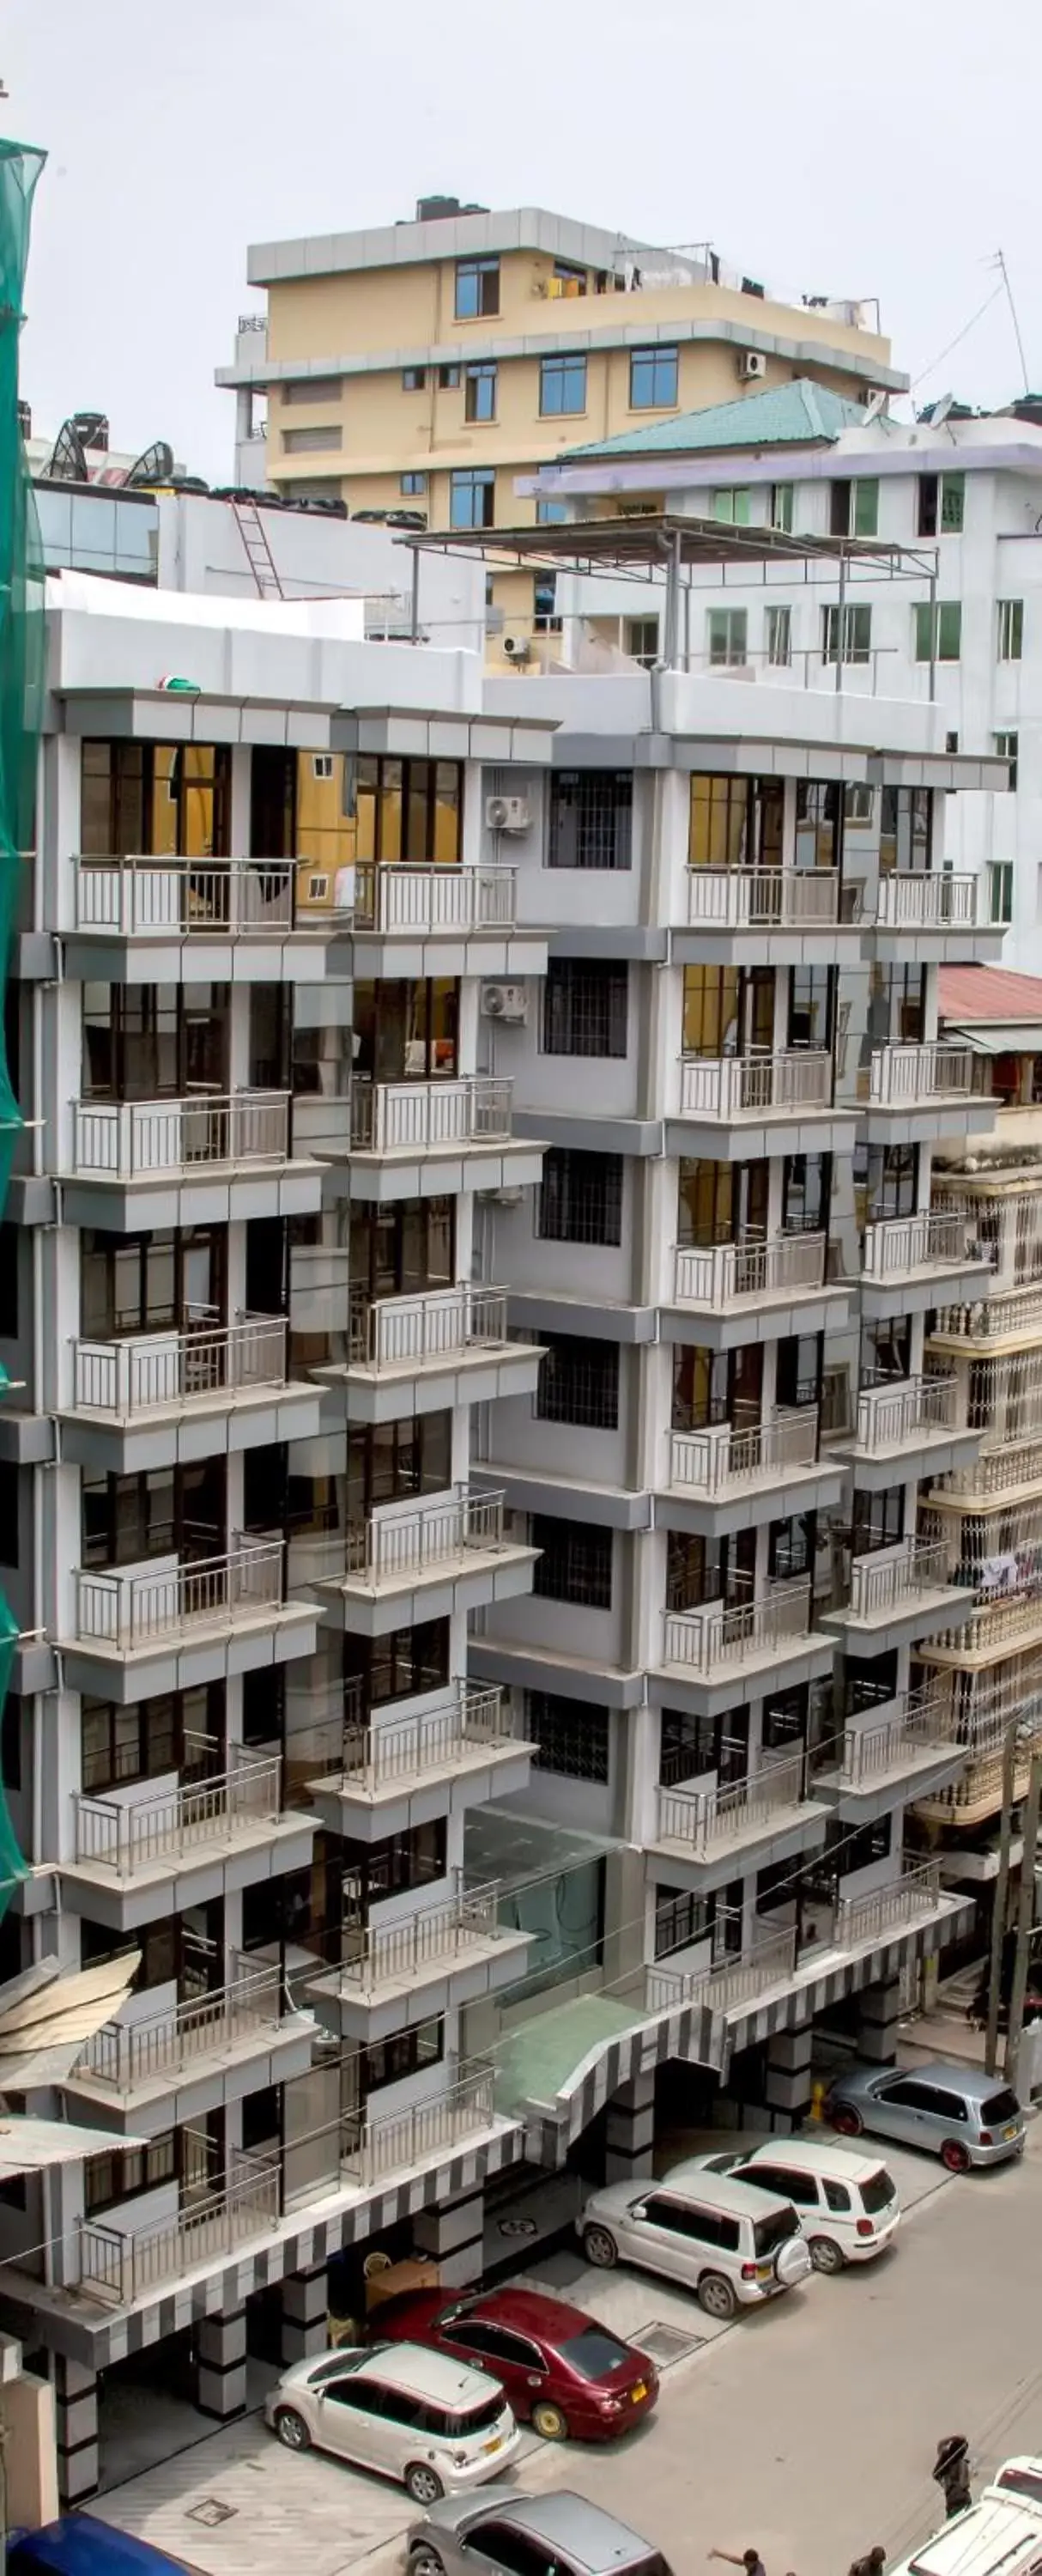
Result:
[216, 199, 905, 614]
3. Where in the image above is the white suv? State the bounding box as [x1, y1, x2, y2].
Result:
[688, 2137, 900, 2272]
[577, 2169, 812, 2320]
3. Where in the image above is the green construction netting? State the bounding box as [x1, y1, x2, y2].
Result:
[0, 138, 45, 1911]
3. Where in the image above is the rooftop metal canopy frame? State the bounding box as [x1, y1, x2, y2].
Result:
[401, 513, 943, 694]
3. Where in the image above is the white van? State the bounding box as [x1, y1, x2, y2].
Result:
[264, 2343, 521, 2502]
[887, 2457, 1042, 2576]
[694, 2136, 900, 2271]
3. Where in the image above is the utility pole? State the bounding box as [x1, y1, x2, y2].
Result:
[985, 1721, 1020, 2075]
[1006, 1749, 1042, 2098]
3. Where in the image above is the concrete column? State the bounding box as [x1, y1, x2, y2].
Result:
[55, 2356, 98, 2505]
[413, 2184, 484, 2287]
[281, 2263, 328, 2366]
[765, 2019, 815, 2134]
[197, 2306, 247, 2419]
[857, 1973, 903, 2066]
[605, 2068, 656, 2183]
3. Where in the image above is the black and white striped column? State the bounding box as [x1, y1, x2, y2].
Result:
[765, 2019, 815, 2133]
[413, 2185, 485, 2287]
[197, 2307, 247, 2419]
[857, 1975, 903, 2066]
[282, 2263, 328, 2366]
[605, 2070, 656, 2182]
[55, 2357, 99, 2505]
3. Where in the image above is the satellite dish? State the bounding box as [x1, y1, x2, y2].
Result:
[41, 418, 88, 483]
[863, 390, 889, 424]
[125, 440, 174, 489]
[924, 392, 955, 429]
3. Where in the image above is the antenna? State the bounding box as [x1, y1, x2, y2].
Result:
[863, 391, 889, 424]
[924, 391, 955, 430]
[993, 247, 1030, 398]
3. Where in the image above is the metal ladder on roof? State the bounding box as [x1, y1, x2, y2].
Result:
[233, 497, 284, 600]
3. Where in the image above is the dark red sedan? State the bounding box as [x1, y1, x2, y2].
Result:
[374, 2285, 658, 2443]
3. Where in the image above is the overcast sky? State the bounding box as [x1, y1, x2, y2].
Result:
[5, 0, 1041, 482]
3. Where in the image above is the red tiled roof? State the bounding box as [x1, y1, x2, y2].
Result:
[938, 964, 1042, 1024]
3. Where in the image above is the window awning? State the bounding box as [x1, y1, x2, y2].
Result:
[947, 1023, 1042, 1054]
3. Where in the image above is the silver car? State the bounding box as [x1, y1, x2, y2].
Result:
[576, 2168, 811, 2318]
[826, 2059, 1026, 2171]
[407, 2487, 673, 2576]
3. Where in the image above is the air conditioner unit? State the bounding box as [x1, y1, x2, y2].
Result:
[481, 981, 529, 1024]
[502, 633, 531, 663]
[737, 349, 767, 382]
[485, 794, 531, 833]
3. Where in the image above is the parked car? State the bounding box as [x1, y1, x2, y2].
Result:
[686, 2136, 900, 2270]
[407, 2487, 675, 2576]
[826, 2060, 1026, 2171]
[576, 2166, 811, 2318]
[263, 2342, 520, 2501]
[376, 2284, 658, 2442]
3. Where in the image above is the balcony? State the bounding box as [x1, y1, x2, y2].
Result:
[831, 1536, 973, 1645]
[70, 1091, 292, 1180]
[655, 1753, 823, 1873]
[648, 1923, 798, 2020]
[816, 1683, 960, 1803]
[293, 1077, 533, 1192]
[924, 1585, 1042, 1667]
[68, 1315, 294, 1424]
[342, 2063, 499, 2187]
[916, 1741, 1038, 1828]
[353, 862, 517, 938]
[335, 1288, 539, 1430]
[307, 1882, 530, 2019]
[932, 1279, 1042, 1349]
[70, 1959, 294, 2101]
[650, 1863, 954, 2026]
[680, 869, 854, 957]
[318, 1486, 536, 1630]
[73, 1537, 288, 1657]
[862, 1207, 986, 1309]
[944, 1436, 1042, 1500]
[662, 1577, 827, 1694]
[862, 1044, 988, 1139]
[71, 857, 330, 940]
[846, 1371, 965, 1468]
[304, 1681, 533, 1826]
[74, 1748, 285, 1880]
[673, 1230, 828, 1314]
[874, 873, 984, 938]
[679, 1050, 833, 1122]
[834, 1860, 942, 1951]
[666, 1409, 826, 1516]
[77, 2146, 281, 2307]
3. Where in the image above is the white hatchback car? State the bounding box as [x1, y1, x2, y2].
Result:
[264, 2342, 522, 2503]
[577, 2168, 812, 2319]
[687, 2136, 900, 2272]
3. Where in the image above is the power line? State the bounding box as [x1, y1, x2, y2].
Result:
[911, 282, 1006, 393]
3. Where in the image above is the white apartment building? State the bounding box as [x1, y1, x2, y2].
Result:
[516, 383, 1042, 959]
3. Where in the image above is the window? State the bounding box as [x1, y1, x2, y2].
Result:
[997, 598, 1024, 661]
[918, 471, 965, 537]
[823, 2178, 852, 2213]
[946, 731, 959, 754]
[81, 1689, 193, 1794]
[533, 574, 560, 635]
[996, 729, 1019, 790]
[282, 376, 342, 406]
[362, 2020, 443, 2094]
[0, 1462, 17, 1567]
[853, 1140, 918, 1227]
[464, 361, 497, 422]
[913, 601, 962, 662]
[85, 2131, 176, 2215]
[988, 862, 1014, 926]
[536, 1334, 620, 1429]
[450, 467, 494, 530]
[347, 760, 463, 871]
[851, 1483, 904, 1558]
[536, 498, 568, 525]
[542, 957, 627, 1058]
[548, 770, 632, 871]
[625, 615, 659, 668]
[455, 256, 500, 319]
[654, 1885, 711, 1958]
[821, 603, 871, 665]
[712, 486, 751, 526]
[845, 783, 874, 826]
[402, 367, 427, 392]
[689, 775, 782, 869]
[527, 1692, 609, 1781]
[532, 1516, 613, 1609]
[350, 1819, 447, 1905]
[344, 1616, 450, 1712]
[766, 605, 791, 667]
[538, 1148, 623, 1246]
[829, 477, 879, 537]
[282, 425, 342, 454]
[438, 363, 461, 390]
[825, 1812, 892, 1875]
[707, 608, 748, 667]
[400, 471, 427, 496]
[771, 483, 794, 533]
[629, 346, 678, 408]
[880, 786, 932, 872]
[540, 354, 587, 416]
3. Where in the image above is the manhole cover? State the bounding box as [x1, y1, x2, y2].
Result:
[497, 2217, 538, 2238]
[633, 2321, 705, 2367]
[187, 2500, 238, 2528]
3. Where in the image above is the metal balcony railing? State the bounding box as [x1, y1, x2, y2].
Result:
[935, 1279, 1042, 1342]
[946, 1437, 1042, 1498]
[72, 1091, 290, 1179]
[684, 868, 840, 930]
[80, 1959, 283, 2090]
[75, 1749, 283, 1875]
[657, 1753, 806, 1856]
[335, 1684, 524, 1792]
[867, 1043, 975, 1108]
[648, 1923, 798, 2016]
[835, 1860, 941, 1949]
[348, 1284, 509, 1370]
[669, 1408, 818, 1498]
[353, 863, 517, 936]
[679, 1050, 833, 1120]
[837, 1685, 955, 1785]
[74, 1537, 285, 1653]
[847, 1537, 951, 1620]
[71, 1315, 288, 1415]
[863, 1208, 977, 1279]
[933, 1589, 1042, 1658]
[72, 856, 313, 937]
[344, 1487, 508, 1584]
[663, 1577, 813, 1677]
[336, 1885, 506, 1991]
[875, 873, 978, 930]
[348, 1076, 513, 1155]
[854, 1372, 958, 1454]
[342, 2063, 497, 2184]
[674, 1230, 827, 1308]
[77, 2146, 281, 2306]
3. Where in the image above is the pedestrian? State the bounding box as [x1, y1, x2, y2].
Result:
[933, 2436, 972, 2519]
[849, 2550, 886, 2576]
[709, 2549, 766, 2576]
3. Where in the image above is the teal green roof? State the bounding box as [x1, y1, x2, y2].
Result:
[495, 1995, 645, 2117]
[564, 377, 867, 465]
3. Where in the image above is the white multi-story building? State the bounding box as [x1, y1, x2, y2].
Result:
[514, 381, 1042, 958]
